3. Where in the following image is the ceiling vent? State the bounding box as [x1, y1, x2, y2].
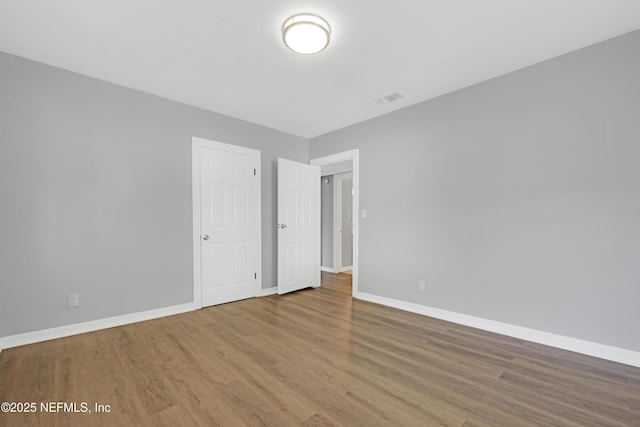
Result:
[377, 92, 404, 104]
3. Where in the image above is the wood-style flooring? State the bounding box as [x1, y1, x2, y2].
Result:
[1, 272, 639, 426]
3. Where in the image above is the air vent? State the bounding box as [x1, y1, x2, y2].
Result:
[377, 92, 404, 104]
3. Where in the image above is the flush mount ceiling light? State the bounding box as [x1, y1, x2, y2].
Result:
[282, 13, 331, 55]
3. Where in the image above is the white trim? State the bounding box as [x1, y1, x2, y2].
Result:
[310, 149, 359, 298]
[192, 137, 263, 308]
[339, 265, 353, 273]
[355, 292, 640, 368]
[0, 303, 196, 351]
[261, 287, 278, 296]
[321, 266, 337, 273]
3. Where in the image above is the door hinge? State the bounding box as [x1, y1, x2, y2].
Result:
[254, 272, 257, 279]
[253, 168, 256, 176]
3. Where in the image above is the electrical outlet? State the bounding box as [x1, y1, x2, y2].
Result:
[418, 280, 426, 292]
[67, 293, 79, 308]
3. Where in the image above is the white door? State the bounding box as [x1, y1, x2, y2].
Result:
[197, 139, 261, 307]
[277, 158, 321, 295]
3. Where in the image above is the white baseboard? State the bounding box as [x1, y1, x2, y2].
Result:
[261, 287, 277, 296]
[0, 303, 196, 351]
[355, 292, 640, 368]
[321, 266, 337, 273]
[0, 287, 281, 351]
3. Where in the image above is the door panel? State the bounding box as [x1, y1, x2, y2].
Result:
[277, 158, 320, 295]
[200, 143, 260, 306]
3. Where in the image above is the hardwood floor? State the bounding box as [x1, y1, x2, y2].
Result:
[1, 272, 639, 426]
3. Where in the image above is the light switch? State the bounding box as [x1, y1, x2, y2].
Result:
[361, 209, 367, 219]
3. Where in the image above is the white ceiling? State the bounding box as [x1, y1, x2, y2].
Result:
[1, 1, 640, 139]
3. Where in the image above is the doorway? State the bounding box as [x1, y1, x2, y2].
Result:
[311, 150, 359, 297]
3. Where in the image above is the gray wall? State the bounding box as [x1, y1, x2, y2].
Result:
[0, 52, 307, 338]
[310, 30, 640, 352]
[321, 176, 334, 268]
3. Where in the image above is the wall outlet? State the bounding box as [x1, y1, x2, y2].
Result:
[418, 280, 426, 292]
[67, 293, 80, 308]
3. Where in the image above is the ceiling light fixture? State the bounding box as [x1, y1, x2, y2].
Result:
[282, 13, 331, 55]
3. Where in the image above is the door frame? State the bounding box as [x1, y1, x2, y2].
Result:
[333, 172, 353, 273]
[310, 149, 359, 297]
[192, 137, 262, 309]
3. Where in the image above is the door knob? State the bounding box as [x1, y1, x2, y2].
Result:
[277, 224, 287, 229]
[202, 234, 210, 240]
